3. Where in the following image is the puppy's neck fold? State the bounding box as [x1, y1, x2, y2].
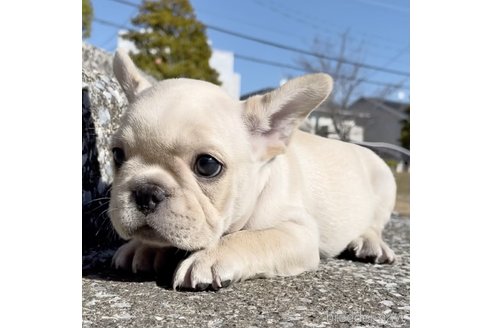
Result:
[225, 158, 277, 233]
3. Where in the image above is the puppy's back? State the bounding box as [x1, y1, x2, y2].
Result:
[288, 130, 396, 256]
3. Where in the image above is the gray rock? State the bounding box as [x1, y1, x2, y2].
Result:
[82, 67, 127, 185]
[83, 43, 115, 77]
[83, 42, 157, 83]
[82, 52, 128, 251]
[82, 217, 410, 327]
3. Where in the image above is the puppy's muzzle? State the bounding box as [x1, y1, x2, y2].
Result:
[132, 183, 167, 215]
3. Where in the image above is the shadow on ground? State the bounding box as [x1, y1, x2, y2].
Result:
[83, 247, 190, 289]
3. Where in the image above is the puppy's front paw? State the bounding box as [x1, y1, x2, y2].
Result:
[112, 239, 157, 273]
[112, 239, 186, 276]
[173, 250, 236, 291]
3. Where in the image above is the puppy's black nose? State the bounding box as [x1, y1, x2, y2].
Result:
[132, 184, 166, 215]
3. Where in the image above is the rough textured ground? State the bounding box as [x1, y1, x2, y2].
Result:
[82, 216, 409, 328]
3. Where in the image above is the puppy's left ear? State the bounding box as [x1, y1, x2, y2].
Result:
[242, 73, 333, 160]
[113, 49, 152, 102]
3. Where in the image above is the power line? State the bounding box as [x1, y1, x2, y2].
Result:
[107, 0, 139, 7]
[351, 0, 409, 14]
[93, 17, 408, 90]
[235, 54, 306, 72]
[205, 24, 409, 77]
[252, 0, 405, 52]
[367, 45, 409, 80]
[382, 45, 410, 67]
[103, 0, 409, 77]
[196, 9, 307, 43]
[94, 17, 128, 30]
[235, 54, 408, 89]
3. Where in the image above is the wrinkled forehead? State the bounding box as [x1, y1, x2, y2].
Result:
[116, 79, 247, 155]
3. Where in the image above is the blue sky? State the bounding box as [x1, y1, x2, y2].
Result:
[86, 0, 409, 102]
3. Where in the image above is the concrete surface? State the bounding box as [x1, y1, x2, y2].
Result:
[82, 216, 409, 327]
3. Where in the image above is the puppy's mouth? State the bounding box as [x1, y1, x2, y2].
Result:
[132, 224, 171, 247]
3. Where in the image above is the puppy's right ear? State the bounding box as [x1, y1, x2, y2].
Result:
[113, 49, 152, 102]
[242, 73, 333, 161]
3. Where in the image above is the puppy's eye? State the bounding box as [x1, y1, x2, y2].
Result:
[112, 147, 126, 168]
[194, 155, 222, 178]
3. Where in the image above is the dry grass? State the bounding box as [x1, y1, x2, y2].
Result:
[393, 171, 410, 217]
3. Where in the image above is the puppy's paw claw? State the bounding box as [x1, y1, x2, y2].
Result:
[173, 251, 235, 291]
[112, 240, 139, 271]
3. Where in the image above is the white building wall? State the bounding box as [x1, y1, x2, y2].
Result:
[209, 49, 241, 99]
[117, 31, 138, 53]
[349, 125, 364, 142]
[308, 117, 364, 142]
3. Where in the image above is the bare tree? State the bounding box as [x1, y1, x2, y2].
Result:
[372, 76, 409, 100]
[298, 32, 403, 141]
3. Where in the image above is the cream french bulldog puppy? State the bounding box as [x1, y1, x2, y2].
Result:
[109, 49, 396, 291]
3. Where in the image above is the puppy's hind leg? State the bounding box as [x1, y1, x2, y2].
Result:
[337, 227, 395, 264]
[338, 203, 396, 264]
[338, 157, 397, 264]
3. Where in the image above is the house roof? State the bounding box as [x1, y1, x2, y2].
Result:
[311, 99, 371, 119]
[240, 87, 275, 100]
[350, 97, 409, 120]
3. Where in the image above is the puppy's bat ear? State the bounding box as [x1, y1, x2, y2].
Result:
[242, 73, 333, 160]
[113, 49, 152, 102]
